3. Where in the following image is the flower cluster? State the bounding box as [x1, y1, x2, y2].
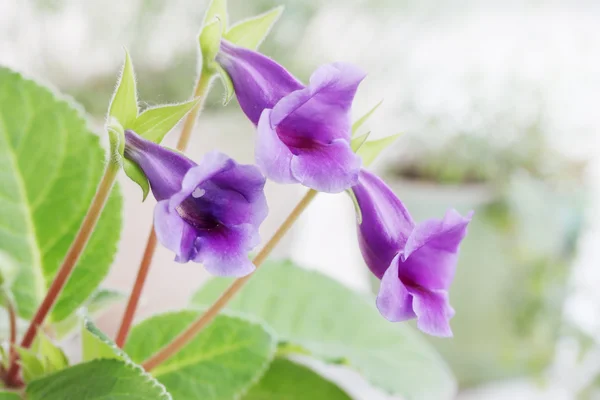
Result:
[124, 38, 471, 336]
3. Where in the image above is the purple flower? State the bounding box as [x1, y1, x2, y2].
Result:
[351, 170, 472, 337]
[124, 130, 267, 277]
[216, 40, 365, 193]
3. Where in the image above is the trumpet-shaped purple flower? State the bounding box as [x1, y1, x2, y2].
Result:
[124, 130, 267, 277]
[216, 40, 365, 193]
[351, 170, 472, 337]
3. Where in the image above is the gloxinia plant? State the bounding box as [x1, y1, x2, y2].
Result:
[0, 0, 470, 399]
[351, 170, 472, 337]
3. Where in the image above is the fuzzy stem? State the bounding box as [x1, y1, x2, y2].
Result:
[142, 189, 318, 371]
[7, 298, 17, 369]
[114, 71, 213, 348]
[6, 162, 119, 386]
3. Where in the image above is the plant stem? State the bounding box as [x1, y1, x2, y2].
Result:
[5, 162, 119, 386]
[142, 189, 318, 372]
[7, 297, 17, 369]
[115, 71, 213, 348]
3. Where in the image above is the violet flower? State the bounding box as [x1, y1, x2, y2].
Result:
[124, 130, 267, 277]
[216, 40, 365, 193]
[351, 170, 472, 337]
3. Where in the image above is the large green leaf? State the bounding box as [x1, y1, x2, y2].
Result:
[26, 359, 172, 400]
[125, 311, 276, 400]
[191, 260, 456, 400]
[0, 67, 122, 321]
[243, 358, 351, 400]
[0, 392, 20, 399]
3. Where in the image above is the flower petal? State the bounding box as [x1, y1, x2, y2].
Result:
[376, 254, 416, 322]
[154, 200, 198, 263]
[352, 170, 415, 278]
[217, 40, 304, 125]
[255, 109, 295, 184]
[408, 287, 455, 337]
[290, 139, 361, 193]
[400, 209, 473, 290]
[271, 63, 366, 144]
[194, 224, 259, 277]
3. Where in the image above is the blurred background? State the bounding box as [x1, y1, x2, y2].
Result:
[1, 0, 599, 398]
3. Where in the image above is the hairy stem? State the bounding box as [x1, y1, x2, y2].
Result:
[142, 189, 318, 371]
[6, 162, 119, 386]
[115, 71, 213, 348]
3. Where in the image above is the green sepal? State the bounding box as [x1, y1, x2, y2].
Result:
[352, 99, 383, 137]
[225, 6, 284, 50]
[202, 0, 228, 31]
[31, 332, 69, 375]
[16, 347, 45, 383]
[217, 65, 235, 104]
[123, 158, 150, 201]
[357, 133, 402, 166]
[132, 98, 200, 143]
[346, 189, 363, 224]
[108, 50, 138, 129]
[199, 18, 224, 75]
[350, 131, 370, 152]
[106, 117, 125, 167]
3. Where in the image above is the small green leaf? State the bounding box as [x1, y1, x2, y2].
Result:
[199, 19, 223, 74]
[191, 260, 456, 399]
[123, 159, 150, 201]
[16, 347, 45, 383]
[225, 6, 283, 50]
[31, 332, 68, 374]
[26, 359, 172, 400]
[0, 392, 21, 399]
[82, 318, 128, 362]
[357, 134, 402, 166]
[352, 99, 383, 137]
[125, 311, 276, 400]
[350, 131, 370, 152]
[217, 65, 235, 104]
[108, 51, 138, 128]
[131, 99, 200, 144]
[243, 358, 351, 400]
[202, 0, 228, 31]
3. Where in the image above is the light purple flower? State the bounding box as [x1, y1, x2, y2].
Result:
[124, 130, 267, 277]
[216, 40, 365, 193]
[351, 170, 472, 337]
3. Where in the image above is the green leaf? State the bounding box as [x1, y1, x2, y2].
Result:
[357, 134, 402, 166]
[82, 318, 129, 362]
[199, 19, 223, 74]
[243, 358, 351, 400]
[202, 0, 228, 31]
[16, 347, 45, 383]
[31, 332, 68, 374]
[352, 99, 383, 137]
[108, 51, 138, 128]
[191, 260, 456, 400]
[52, 288, 125, 339]
[0, 252, 18, 287]
[225, 6, 283, 50]
[124, 311, 276, 400]
[0, 392, 21, 399]
[350, 131, 370, 152]
[131, 99, 199, 144]
[0, 67, 123, 322]
[26, 359, 172, 400]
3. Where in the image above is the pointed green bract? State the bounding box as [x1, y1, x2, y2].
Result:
[26, 359, 172, 400]
[191, 260, 457, 400]
[225, 6, 283, 50]
[132, 99, 200, 143]
[217, 64, 235, 104]
[199, 18, 224, 74]
[16, 347, 45, 383]
[357, 133, 402, 166]
[202, 0, 228, 31]
[31, 332, 69, 374]
[124, 312, 276, 400]
[0, 67, 123, 322]
[108, 51, 138, 129]
[352, 99, 383, 137]
[351, 131, 371, 152]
